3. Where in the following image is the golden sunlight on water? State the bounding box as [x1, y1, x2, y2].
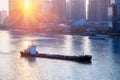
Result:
[63, 35, 73, 55]
[15, 58, 37, 80]
[83, 37, 91, 55]
[0, 30, 120, 80]
[0, 31, 12, 53]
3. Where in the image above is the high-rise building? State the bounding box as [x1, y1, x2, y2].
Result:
[115, 0, 120, 31]
[115, 0, 120, 3]
[52, 0, 66, 23]
[41, 0, 54, 23]
[88, 0, 110, 23]
[112, 4, 118, 32]
[42, 0, 52, 14]
[0, 13, 1, 24]
[88, 0, 97, 22]
[0, 11, 7, 25]
[115, 0, 120, 20]
[67, 0, 86, 22]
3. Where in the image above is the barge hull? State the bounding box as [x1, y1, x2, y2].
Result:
[20, 52, 92, 62]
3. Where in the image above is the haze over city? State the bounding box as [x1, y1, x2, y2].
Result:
[0, 0, 120, 80]
[0, 0, 8, 11]
[0, 0, 115, 10]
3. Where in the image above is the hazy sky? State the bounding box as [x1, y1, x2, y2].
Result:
[0, 0, 115, 11]
[0, 0, 8, 13]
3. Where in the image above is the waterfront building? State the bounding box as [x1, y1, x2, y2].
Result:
[66, 0, 86, 22]
[88, 0, 110, 24]
[117, 4, 120, 30]
[0, 13, 1, 24]
[0, 10, 7, 25]
[112, 0, 120, 32]
[115, 0, 120, 19]
[52, 0, 66, 23]
[42, 0, 52, 14]
[112, 4, 118, 32]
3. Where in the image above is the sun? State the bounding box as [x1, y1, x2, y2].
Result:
[10, 0, 56, 30]
[23, 41, 33, 48]
[25, 0, 29, 8]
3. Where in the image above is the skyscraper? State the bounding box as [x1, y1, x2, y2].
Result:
[42, 0, 52, 14]
[0, 11, 7, 25]
[112, 4, 118, 32]
[67, 0, 86, 22]
[88, 0, 97, 22]
[0, 13, 1, 24]
[115, 0, 120, 3]
[115, 0, 120, 31]
[88, 0, 110, 23]
[115, 0, 120, 20]
[52, 0, 66, 23]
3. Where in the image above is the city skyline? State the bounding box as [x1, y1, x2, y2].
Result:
[0, 0, 115, 14]
[0, 0, 8, 12]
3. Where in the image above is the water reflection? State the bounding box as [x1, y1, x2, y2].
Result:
[21, 57, 36, 63]
[83, 37, 91, 55]
[63, 35, 73, 55]
[112, 39, 120, 53]
[0, 30, 120, 80]
[15, 57, 37, 80]
[0, 31, 13, 53]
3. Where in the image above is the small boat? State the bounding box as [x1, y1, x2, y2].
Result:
[89, 34, 108, 40]
[20, 51, 92, 62]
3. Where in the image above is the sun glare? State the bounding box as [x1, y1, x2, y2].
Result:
[11, 0, 56, 30]
[23, 41, 33, 48]
[66, 0, 69, 2]
[25, 0, 29, 8]
[19, 40, 33, 52]
[24, 41, 32, 46]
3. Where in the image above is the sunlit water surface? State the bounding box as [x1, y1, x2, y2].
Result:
[0, 30, 120, 80]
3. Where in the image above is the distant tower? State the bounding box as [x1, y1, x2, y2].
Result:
[114, 0, 120, 32]
[88, 0, 110, 23]
[42, 0, 52, 14]
[0, 11, 7, 25]
[0, 13, 1, 24]
[67, 0, 86, 22]
[88, 0, 97, 22]
[112, 4, 118, 32]
[52, 0, 66, 23]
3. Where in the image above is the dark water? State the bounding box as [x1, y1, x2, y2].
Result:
[0, 30, 120, 80]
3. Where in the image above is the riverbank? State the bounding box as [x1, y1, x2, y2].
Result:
[1, 28, 120, 38]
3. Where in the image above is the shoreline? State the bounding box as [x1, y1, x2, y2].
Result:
[1, 28, 120, 37]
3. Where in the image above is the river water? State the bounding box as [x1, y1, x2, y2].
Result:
[0, 30, 120, 80]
